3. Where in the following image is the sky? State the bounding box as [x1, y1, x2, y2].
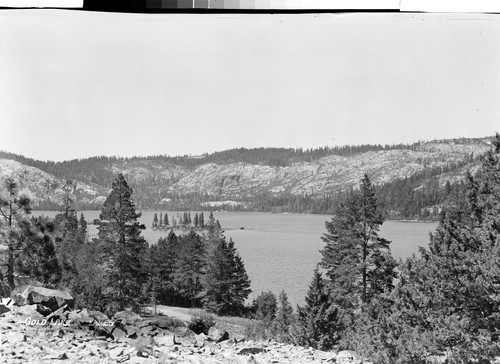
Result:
[1, 10, 499, 162]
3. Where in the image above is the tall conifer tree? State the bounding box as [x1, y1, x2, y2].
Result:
[96, 173, 148, 312]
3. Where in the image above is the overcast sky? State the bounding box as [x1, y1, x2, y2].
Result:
[1, 10, 499, 162]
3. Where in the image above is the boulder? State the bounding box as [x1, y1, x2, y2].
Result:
[154, 334, 177, 347]
[208, 327, 230, 343]
[237, 347, 266, 355]
[114, 310, 143, 326]
[337, 350, 363, 364]
[35, 304, 52, 316]
[0, 304, 10, 316]
[125, 324, 141, 338]
[13, 286, 74, 311]
[111, 326, 128, 341]
[89, 310, 109, 322]
[14, 304, 45, 321]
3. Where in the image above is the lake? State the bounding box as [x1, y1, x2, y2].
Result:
[33, 210, 438, 306]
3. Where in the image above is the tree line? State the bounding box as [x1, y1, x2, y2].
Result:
[151, 211, 206, 230]
[0, 173, 251, 317]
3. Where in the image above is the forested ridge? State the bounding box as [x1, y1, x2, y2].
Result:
[0, 136, 492, 220]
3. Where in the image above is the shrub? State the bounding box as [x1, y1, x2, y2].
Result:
[188, 310, 215, 335]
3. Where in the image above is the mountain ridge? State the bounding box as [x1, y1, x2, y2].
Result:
[0, 136, 494, 218]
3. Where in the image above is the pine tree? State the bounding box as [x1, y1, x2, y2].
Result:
[199, 212, 205, 228]
[0, 177, 32, 291]
[96, 173, 148, 312]
[202, 237, 251, 315]
[320, 174, 396, 312]
[17, 216, 62, 287]
[160, 212, 164, 227]
[153, 213, 158, 228]
[149, 230, 181, 305]
[77, 213, 88, 243]
[164, 212, 169, 226]
[172, 230, 206, 307]
[275, 290, 294, 343]
[295, 267, 342, 350]
[254, 290, 277, 322]
[193, 213, 199, 228]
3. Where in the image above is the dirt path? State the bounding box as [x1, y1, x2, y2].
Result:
[149, 305, 194, 323]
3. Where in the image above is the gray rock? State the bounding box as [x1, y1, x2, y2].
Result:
[114, 310, 143, 326]
[14, 285, 74, 311]
[154, 334, 177, 347]
[109, 346, 123, 360]
[0, 303, 10, 316]
[208, 327, 230, 343]
[337, 350, 362, 364]
[111, 326, 127, 341]
[35, 304, 52, 316]
[7, 332, 26, 343]
[237, 347, 266, 355]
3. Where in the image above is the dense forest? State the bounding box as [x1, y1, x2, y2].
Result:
[1, 134, 500, 362]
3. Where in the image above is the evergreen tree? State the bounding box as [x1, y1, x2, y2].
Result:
[172, 230, 206, 307]
[203, 236, 251, 315]
[295, 267, 342, 350]
[320, 174, 397, 314]
[164, 212, 169, 226]
[159, 212, 163, 227]
[17, 216, 62, 287]
[150, 230, 180, 305]
[96, 173, 148, 312]
[199, 212, 205, 228]
[172, 217, 177, 228]
[152, 213, 158, 228]
[77, 213, 88, 242]
[53, 196, 80, 286]
[275, 290, 294, 343]
[254, 290, 277, 322]
[0, 177, 32, 291]
[193, 213, 199, 228]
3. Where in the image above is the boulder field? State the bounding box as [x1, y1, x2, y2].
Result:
[0, 287, 366, 364]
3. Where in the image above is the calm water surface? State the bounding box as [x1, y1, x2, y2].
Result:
[34, 211, 437, 306]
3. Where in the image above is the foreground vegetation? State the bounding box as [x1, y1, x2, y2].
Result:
[1, 134, 499, 363]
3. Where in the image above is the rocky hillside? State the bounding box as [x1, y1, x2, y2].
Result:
[0, 286, 362, 364]
[0, 137, 493, 212]
[0, 159, 103, 207]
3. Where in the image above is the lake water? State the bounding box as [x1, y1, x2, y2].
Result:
[34, 210, 438, 306]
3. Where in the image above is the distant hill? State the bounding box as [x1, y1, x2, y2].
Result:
[0, 136, 493, 219]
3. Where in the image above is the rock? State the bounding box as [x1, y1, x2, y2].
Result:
[94, 324, 113, 338]
[114, 310, 143, 326]
[109, 347, 123, 360]
[337, 350, 362, 364]
[7, 332, 26, 343]
[14, 286, 74, 311]
[35, 304, 52, 316]
[111, 326, 128, 341]
[208, 327, 230, 343]
[154, 334, 177, 347]
[140, 325, 154, 336]
[237, 347, 266, 355]
[125, 324, 141, 338]
[14, 304, 45, 321]
[89, 310, 109, 321]
[0, 304, 10, 316]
